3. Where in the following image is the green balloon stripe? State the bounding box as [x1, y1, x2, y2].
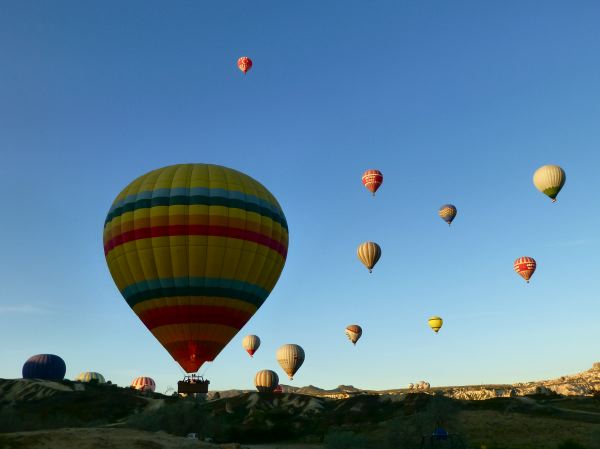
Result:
[105, 195, 288, 231]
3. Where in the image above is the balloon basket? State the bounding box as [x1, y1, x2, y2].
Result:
[178, 374, 210, 394]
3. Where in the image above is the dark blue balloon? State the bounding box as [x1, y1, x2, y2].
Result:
[22, 354, 66, 380]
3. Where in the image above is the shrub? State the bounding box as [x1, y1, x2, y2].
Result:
[323, 430, 371, 449]
[557, 440, 587, 449]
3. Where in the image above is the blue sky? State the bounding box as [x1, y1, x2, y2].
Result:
[1, 1, 599, 392]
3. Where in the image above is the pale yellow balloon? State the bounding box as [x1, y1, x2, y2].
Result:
[357, 242, 381, 273]
[242, 335, 261, 357]
[254, 369, 278, 392]
[533, 165, 566, 202]
[276, 344, 305, 380]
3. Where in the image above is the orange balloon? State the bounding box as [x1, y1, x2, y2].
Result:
[514, 257, 536, 283]
[238, 57, 253, 74]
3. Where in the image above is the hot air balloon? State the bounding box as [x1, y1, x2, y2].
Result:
[254, 369, 279, 393]
[345, 324, 362, 345]
[242, 335, 261, 357]
[237, 57, 253, 74]
[428, 316, 443, 333]
[131, 376, 156, 392]
[514, 257, 536, 283]
[75, 372, 105, 383]
[357, 242, 381, 273]
[533, 165, 566, 202]
[276, 344, 305, 380]
[22, 354, 66, 381]
[438, 204, 457, 226]
[103, 164, 289, 375]
[362, 170, 383, 196]
[273, 384, 283, 394]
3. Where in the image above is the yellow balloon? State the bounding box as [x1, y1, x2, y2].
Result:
[357, 242, 381, 273]
[428, 316, 443, 333]
[533, 165, 566, 202]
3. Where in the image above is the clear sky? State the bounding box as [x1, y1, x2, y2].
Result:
[1, 1, 599, 393]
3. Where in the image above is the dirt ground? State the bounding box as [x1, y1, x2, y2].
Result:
[0, 428, 325, 449]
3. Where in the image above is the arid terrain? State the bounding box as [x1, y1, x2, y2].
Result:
[2, 364, 600, 449]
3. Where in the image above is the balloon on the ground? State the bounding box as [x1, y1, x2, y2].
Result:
[362, 170, 383, 196]
[428, 316, 443, 333]
[438, 204, 457, 225]
[22, 354, 66, 381]
[238, 57, 253, 74]
[533, 165, 566, 202]
[131, 376, 156, 392]
[76, 372, 105, 383]
[357, 242, 381, 273]
[103, 164, 289, 373]
[345, 324, 362, 345]
[276, 344, 305, 380]
[514, 257, 536, 283]
[273, 384, 283, 394]
[254, 369, 278, 392]
[243, 335, 261, 357]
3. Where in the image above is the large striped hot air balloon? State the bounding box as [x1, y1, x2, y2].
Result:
[242, 335, 261, 357]
[533, 165, 566, 202]
[345, 324, 362, 345]
[103, 164, 289, 374]
[514, 257, 536, 283]
[131, 376, 156, 392]
[238, 57, 253, 74]
[254, 369, 278, 392]
[361, 170, 383, 196]
[357, 242, 381, 273]
[438, 204, 457, 226]
[22, 354, 66, 381]
[76, 372, 105, 383]
[276, 344, 305, 380]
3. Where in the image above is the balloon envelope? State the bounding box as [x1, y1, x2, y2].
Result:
[428, 316, 443, 333]
[254, 369, 279, 392]
[438, 204, 457, 225]
[533, 165, 565, 202]
[242, 335, 261, 357]
[22, 354, 66, 381]
[361, 170, 383, 196]
[345, 324, 362, 345]
[131, 376, 156, 392]
[514, 257, 536, 283]
[103, 164, 289, 373]
[76, 372, 105, 383]
[238, 57, 253, 74]
[357, 242, 381, 273]
[276, 344, 305, 380]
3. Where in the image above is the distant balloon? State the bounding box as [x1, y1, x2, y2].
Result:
[362, 170, 383, 196]
[514, 257, 536, 283]
[345, 324, 362, 345]
[22, 354, 66, 381]
[273, 384, 283, 394]
[254, 369, 279, 393]
[357, 242, 381, 273]
[276, 344, 305, 380]
[103, 164, 288, 374]
[438, 204, 457, 226]
[428, 316, 443, 333]
[242, 335, 261, 357]
[238, 56, 253, 74]
[131, 376, 156, 392]
[533, 165, 566, 202]
[76, 372, 105, 383]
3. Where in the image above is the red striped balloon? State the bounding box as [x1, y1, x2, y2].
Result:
[514, 257, 536, 283]
[131, 376, 156, 392]
[362, 170, 383, 196]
